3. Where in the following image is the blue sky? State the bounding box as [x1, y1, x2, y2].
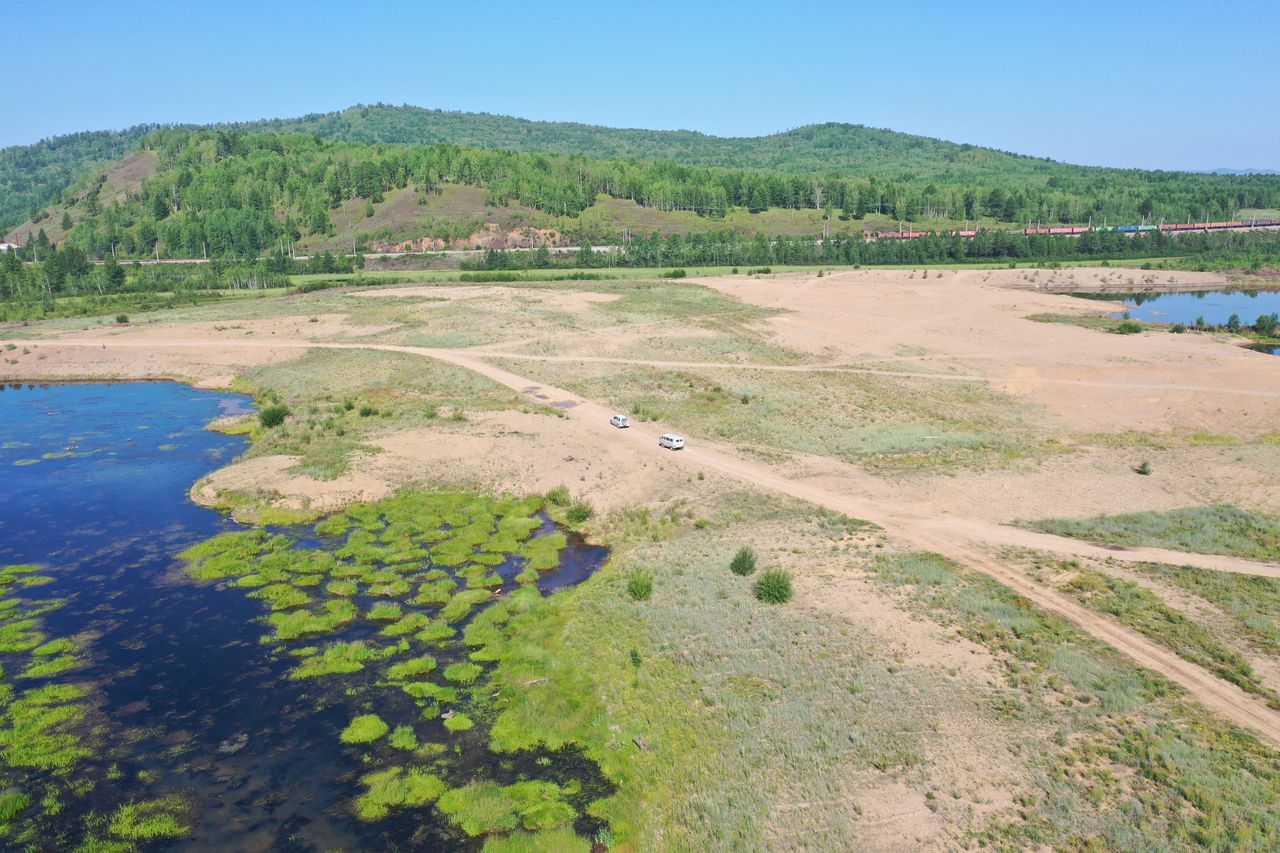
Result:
[4, 0, 1275, 170]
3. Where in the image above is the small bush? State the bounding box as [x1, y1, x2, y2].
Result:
[358, 405, 377, 417]
[258, 403, 289, 428]
[115, 314, 129, 324]
[629, 648, 642, 667]
[626, 572, 653, 601]
[753, 569, 793, 604]
[664, 268, 687, 279]
[729, 546, 757, 576]
[565, 500, 594, 525]
[545, 485, 571, 506]
[1112, 320, 1144, 335]
[1170, 323, 1186, 334]
[1134, 460, 1152, 476]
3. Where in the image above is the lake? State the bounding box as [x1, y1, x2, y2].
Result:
[1071, 289, 1280, 326]
[0, 381, 610, 850]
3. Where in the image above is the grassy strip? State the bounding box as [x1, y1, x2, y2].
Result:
[1129, 562, 1280, 656]
[1019, 504, 1280, 562]
[864, 552, 1280, 850]
[1054, 566, 1277, 707]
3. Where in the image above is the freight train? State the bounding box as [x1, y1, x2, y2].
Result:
[871, 218, 1280, 240]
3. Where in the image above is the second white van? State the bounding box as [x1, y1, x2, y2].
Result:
[658, 433, 685, 450]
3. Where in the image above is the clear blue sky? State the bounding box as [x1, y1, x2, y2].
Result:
[4, 0, 1276, 171]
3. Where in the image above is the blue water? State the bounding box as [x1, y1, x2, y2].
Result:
[0, 382, 610, 850]
[1072, 289, 1280, 326]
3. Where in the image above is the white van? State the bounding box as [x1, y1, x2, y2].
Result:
[658, 433, 685, 450]
[610, 414, 630, 429]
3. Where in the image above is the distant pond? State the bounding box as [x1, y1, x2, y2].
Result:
[1070, 289, 1280, 326]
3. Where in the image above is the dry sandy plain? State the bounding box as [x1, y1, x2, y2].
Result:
[3, 266, 1279, 850]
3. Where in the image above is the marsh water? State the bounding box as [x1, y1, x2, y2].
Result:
[1071, 289, 1280, 326]
[0, 381, 610, 850]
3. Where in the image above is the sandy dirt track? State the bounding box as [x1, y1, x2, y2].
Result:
[7, 334, 1279, 748]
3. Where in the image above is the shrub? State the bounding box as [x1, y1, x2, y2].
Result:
[629, 648, 642, 667]
[729, 546, 757, 576]
[1134, 460, 1152, 476]
[1112, 320, 1144, 335]
[115, 314, 129, 324]
[626, 572, 653, 601]
[358, 405, 377, 417]
[565, 500, 594, 525]
[1170, 323, 1187, 334]
[258, 403, 289, 428]
[753, 569, 793, 604]
[545, 485, 571, 506]
[664, 268, 687, 279]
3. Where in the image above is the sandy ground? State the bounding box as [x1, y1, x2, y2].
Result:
[193, 408, 694, 519]
[697, 268, 1279, 436]
[3, 266, 1279, 750]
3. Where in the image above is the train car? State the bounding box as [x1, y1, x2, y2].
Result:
[1137, 225, 1158, 232]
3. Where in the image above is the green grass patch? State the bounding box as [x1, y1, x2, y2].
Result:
[340, 713, 390, 744]
[1020, 504, 1280, 562]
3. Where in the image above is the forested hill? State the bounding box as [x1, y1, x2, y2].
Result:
[14, 127, 1280, 263]
[7, 103, 1280, 237]
[249, 104, 1049, 179]
[0, 126, 157, 234]
[2, 105, 1051, 234]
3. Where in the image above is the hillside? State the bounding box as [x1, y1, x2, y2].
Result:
[7, 108, 1280, 260]
[7, 104, 1280, 241]
[251, 104, 1053, 180]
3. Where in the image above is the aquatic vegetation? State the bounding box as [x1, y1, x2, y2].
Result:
[179, 530, 290, 580]
[326, 580, 358, 597]
[413, 579, 457, 605]
[355, 766, 446, 821]
[388, 725, 419, 751]
[288, 640, 392, 680]
[267, 599, 358, 641]
[340, 714, 390, 744]
[171, 488, 611, 844]
[0, 684, 94, 771]
[381, 612, 432, 637]
[443, 713, 474, 732]
[440, 589, 493, 623]
[520, 534, 567, 572]
[19, 654, 80, 679]
[482, 828, 591, 853]
[247, 583, 311, 610]
[436, 780, 576, 837]
[104, 795, 193, 841]
[367, 602, 403, 621]
[443, 662, 483, 684]
[0, 789, 29, 833]
[386, 655, 438, 681]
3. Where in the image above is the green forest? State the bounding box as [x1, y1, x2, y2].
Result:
[4, 104, 1280, 247]
[10, 125, 1280, 265]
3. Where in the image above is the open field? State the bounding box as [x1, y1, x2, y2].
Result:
[3, 264, 1279, 849]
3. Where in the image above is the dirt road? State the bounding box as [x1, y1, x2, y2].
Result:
[8, 335, 1280, 747]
